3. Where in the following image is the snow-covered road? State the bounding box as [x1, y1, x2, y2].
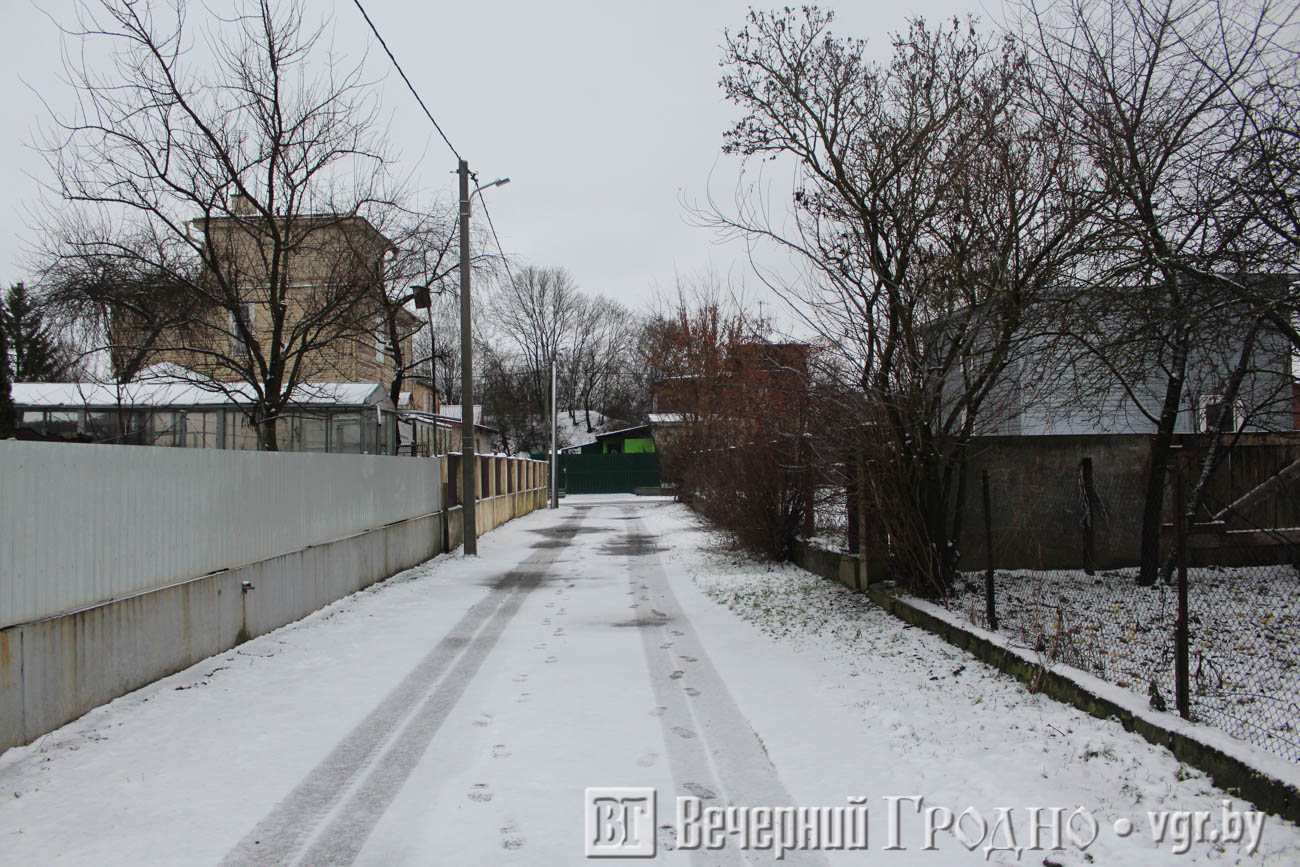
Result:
[2, 496, 1297, 865]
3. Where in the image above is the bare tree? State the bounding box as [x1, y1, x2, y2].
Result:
[484, 265, 584, 437]
[373, 204, 457, 417]
[37, 0, 400, 450]
[708, 9, 1094, 592]
[37, 225, 200, 382]
[475, 342, 533, 454]
[1221, 35, 1300, 346]
[642, 281, 816, 558]
[373, 199, 504, 428]
[1018, 0, 1289, 584]
[564, 296, 638, 432]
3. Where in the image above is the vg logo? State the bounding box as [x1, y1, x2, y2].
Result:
[585, 787, 657, 858]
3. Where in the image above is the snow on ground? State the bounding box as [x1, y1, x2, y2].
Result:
[555, 408, 618, 449]
[807, 486, 849, 553]
[0, 497, 1297, 865]
[948, 565, 1300, 763]
[0, 521, 551, 865]
[642, 505, 1300, 865]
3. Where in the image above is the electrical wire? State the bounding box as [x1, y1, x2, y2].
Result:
[351, 1, 520, 298]
[350, 0, 462, 163]
[477, 193, 519, 292]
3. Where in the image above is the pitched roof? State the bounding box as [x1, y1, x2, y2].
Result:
[439, 404, 483, 425]
[595, 424, 652, 441]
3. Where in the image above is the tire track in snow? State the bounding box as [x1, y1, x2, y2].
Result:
[220, 513, 587, 866]
[620, 509, 829, 866]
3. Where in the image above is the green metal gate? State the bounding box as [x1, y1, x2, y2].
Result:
[560, 452, 661, 494]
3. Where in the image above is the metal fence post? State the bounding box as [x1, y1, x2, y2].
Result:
[440, 481, 450, 553]
[1081, 457, 1096, 576]
[1175, 471, 1191, 720]
[982, 469, 997, 631]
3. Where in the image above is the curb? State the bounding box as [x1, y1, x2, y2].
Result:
[790, 540, 1300, 825]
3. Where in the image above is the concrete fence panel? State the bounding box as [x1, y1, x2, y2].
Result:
[0, 447, 548, 751]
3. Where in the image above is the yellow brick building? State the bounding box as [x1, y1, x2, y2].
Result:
[114, 196, 420, 388]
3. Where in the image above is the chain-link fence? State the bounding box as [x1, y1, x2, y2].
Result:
[952, 459, 1300, 762]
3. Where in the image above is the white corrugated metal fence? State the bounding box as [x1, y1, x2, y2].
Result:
[0, 441, 440, 629]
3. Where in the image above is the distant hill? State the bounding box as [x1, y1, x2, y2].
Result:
[553, 409, 625, 450]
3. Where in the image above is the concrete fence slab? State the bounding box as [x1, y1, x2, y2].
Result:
[0, 445, 548, 753]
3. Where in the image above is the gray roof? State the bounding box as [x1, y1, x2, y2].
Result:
[13, 365, 391, 410]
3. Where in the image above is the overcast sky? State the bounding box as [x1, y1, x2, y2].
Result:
[2, 0, 999, 326]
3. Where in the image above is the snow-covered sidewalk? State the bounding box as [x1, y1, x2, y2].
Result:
[1, 497, 1297, 864]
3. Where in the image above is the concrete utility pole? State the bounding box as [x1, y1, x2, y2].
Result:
[551, 357, 559, 508]
[458, 160, 477, 555]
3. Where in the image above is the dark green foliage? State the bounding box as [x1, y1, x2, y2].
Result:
[3, 283, 73, 382]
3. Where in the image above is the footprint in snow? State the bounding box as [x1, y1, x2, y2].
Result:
[671, 726, 696, 739]
[636, 751, 659, 767]
[669, 670, 685, 680]
[492, 744, 512, 759]
[467, 783, 493, 802]
[500, 820, 526, 851]
[682, 782, 717, 799]
[684, 687, 700, 697]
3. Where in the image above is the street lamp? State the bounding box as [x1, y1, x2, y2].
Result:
[456, 164, 510, 556]
[410, 283, 440, 423]
[475, 177, 511, 197]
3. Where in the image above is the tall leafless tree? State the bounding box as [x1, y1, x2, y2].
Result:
[707, 8, 1095, 592]
[36, 0, 401, 450]
[563, 296, 638, 433]
[484, 265, 585, 433]
[1018, 0, 1291, 584]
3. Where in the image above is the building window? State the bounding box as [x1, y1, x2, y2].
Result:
[333, 413, 362, 453]
[230, 303, 256, 356]
[1198, 394, 1242, 433]
[183, 411, 220, 449]
[375, 315, 388, 363]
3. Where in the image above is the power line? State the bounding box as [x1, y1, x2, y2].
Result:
[350, 0, 462, 162]
[349, 0, 517, 297]
[478, 193, 518, 293]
